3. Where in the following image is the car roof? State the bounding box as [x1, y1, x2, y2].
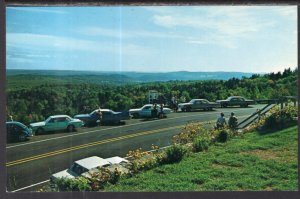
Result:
[105, 156, 129, 164]
[6, 121, 25, 125]
[229, 96, 242, 98]
[75, 156, 110, 170]
[49, 115, 71, 118]
[100, 109, 112, 112]
[191, 99, 207, 101]
[144, 104, 161, 106]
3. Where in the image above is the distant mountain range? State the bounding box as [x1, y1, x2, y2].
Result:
[6, 69, 259, 82]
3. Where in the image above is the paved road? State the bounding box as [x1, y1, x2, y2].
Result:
[6, 105, 266, 192]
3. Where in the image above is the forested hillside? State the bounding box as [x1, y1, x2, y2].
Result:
[6, 68, 297, 124]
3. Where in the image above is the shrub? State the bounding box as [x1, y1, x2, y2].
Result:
[261, 105, 297, 131]
[126, 145, 162, 173]
[88, 167, 123, 190]
[216, 129, 229, 143]
[162, 144, 187, 164]
[172, 122, 210, 144]
[192, 137, 210, 152]
[53, 176, 92, 191]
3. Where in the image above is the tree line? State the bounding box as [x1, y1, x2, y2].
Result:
[6, 68, 297, 125]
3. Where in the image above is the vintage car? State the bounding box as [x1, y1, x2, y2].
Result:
[50, 156, 129, 181]
[6, 121, 33, 142]
[178, 99, 220, 112]
[50, 156, 111, 181]
[129, 104, 172, 118]
[216, 96, 255, 108]
[29, 115, 83, 135]
[74, 109, 102, 127]
[100, 109, 132, 124]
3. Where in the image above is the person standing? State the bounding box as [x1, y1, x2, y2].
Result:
[152, 103, 158, 118]
[159, 103, 164, 119]
[96, 107, 102, 125]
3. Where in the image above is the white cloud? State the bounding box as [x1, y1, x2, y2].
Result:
[6, 33, 151, 56]
[78, 26, 181, 39]
[150, 6, 283, 49]
[272, 6, 297, 18]
[152, 11, 270, 36]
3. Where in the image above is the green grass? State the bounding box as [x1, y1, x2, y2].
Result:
[105, 126, 298, 191]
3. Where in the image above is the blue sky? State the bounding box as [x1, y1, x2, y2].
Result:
[6, 6, 297, 73]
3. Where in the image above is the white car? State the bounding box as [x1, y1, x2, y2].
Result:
[50, 156, 129, 181]
[129, 104, 172, 118]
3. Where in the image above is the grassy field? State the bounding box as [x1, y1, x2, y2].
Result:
[105, 125, 298, 191]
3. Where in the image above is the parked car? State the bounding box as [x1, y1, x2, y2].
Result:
[6, 121, 33, 142]
[216, 96, 255, 108]
[101, 109, 132, 124]
[50, 156, 111, 181]
[30, 115, 83, 135]
[129, 104, 172, 118]
[74, 109, 102, 127]
[178, 99, 220, 112]
[50, 156, 129, 181]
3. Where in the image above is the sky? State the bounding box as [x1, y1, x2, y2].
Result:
[6, 6, 297, 73]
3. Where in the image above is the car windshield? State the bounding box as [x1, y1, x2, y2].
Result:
[189, 99, 196, 103]
[16, 122, 27, 129]
[142, 105, 152, 109]
[45, 117, 52, 123]
[65, 117, 71, 121]
[90, 110, 100, 115]
[70, 163, 88, 175]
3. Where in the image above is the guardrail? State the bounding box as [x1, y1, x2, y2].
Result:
[237, 103, 277, 129]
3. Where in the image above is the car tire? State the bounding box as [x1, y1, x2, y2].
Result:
[223, 103, 227, 108]
[36, 128, 44, 135]
[186, 107, 191, 112]
[67, 125, 75, 132]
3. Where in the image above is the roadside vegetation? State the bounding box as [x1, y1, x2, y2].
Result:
[105, 126, 297, 191]
[6, 68, 297, 125]
[47, 104, 298, 191]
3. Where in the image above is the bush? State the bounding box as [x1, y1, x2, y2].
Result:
[216, 129, 229, 143]
[172, 122, 210, 144]
[53, 177, 92, 191]
[126, 146, 163, 173]
[261, 105, 297, 131]
[162, 144, 187, 164]
[192, 137, 210, 152]
[87, 167, 123, 190]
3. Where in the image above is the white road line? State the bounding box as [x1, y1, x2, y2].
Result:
[6, 107, 259, 149]
[10, 180, 50, 192]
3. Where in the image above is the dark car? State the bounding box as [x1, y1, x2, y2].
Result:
[216, 96, 255, 108]
[101, 109, 132, 124]
[178, 99, 220, 112]
[6, 121, 33, 142]
[74, 109, 102, 127]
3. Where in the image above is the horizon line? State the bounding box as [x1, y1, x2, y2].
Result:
[6, 68, 268, 74]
